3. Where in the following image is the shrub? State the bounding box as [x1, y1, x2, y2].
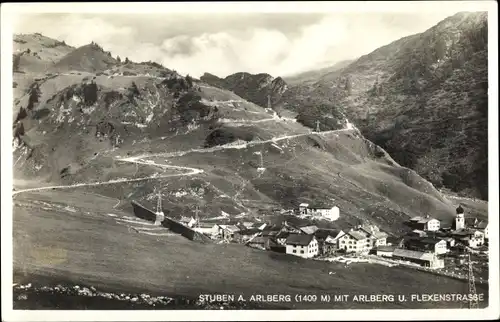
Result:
[27, 83, 41, 110]
[82, 82, 98, 106]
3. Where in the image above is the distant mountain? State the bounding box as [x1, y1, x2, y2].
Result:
[279, 12, 489, 200]
[283, 59, 355, 85]
[13, 33, 75, 74]
[200, 72, 288, 110]
[49, 42, 119, 73]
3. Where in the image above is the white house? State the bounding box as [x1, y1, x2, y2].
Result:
[375, 245, 397, 258]
[285, 234, 319, 258]
[315, 229, 345, 255]
[216, 224, 241, 240]
[465, 218, 489, 240]
[298, 203, 340, 221]
[403, 237, 448, 255]
[478, 221, 488, 240]
[408, 216, 440, 231]
[452, 229, 484, 248]
[358, 225, 388, 247]
[393, 248, 445, 269]
[337, 230, 370, 253]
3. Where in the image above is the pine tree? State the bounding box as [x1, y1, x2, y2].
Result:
[117, 56, 121, 63]
[185, 74, 193, 88]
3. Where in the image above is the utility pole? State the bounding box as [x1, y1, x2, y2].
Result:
[468, 252, 479, 309]
[194, 205, 200, 228]
[156, 190, 163, 215]
[254, 151, 263, 168]
[316, 120, 321, 132]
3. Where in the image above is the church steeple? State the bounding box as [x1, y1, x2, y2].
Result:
[454, 204, 465, 230]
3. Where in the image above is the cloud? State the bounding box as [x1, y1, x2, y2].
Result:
[13, 12, 461, 78]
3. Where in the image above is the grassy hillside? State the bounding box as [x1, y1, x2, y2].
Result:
[13, 190, 488, 309]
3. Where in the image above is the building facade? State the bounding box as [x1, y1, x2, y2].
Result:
[392, 248, 445, 269]
[408, 216, 441, 231]
[338, 230, 369, 253]
[285, 234, 319, 258]
[298, 203, 340, 221]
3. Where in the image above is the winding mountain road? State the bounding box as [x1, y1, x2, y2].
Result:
[12, 128, 352, 196]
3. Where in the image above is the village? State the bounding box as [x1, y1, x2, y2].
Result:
[171, 202, 489, 279]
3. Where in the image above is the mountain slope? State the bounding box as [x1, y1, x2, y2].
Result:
[200, 72, 288, 111]
[13, 33, 75, 74]
[279, 11, 489, 199]
[283, 59, 354, 86]
[12, 33, 466, 240]
[49, 42, 119, 73]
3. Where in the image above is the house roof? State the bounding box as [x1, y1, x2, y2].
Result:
[299, 202, 336, 209]
[276, 231, 290, 239]
[314, 228, 341, 239]
[393, 248, 436, 261]
[417, 217, 438, 224]
[196, 222, 215, 228]
[452, 229, 476, 236]
[347, 230, 368, 241]
[299, 225, 319, 235]
[409, 216, 423, 222]
[359, 225, 388, 239]
[261, 230, 279, 237]
[265, 224, 282, 231]
[220, 225, 240, 232]
[252, 222, 267, 229]
[419, 238, 445, 245]
[286, 234, 315, 246]
[376, 245, 397, 252]
[248, 236, 268, 244]
[308, 205, 336, 210]
[180, 216, 194, 223]
[404, 237, 444, 251]
[239, 228, 261, 235]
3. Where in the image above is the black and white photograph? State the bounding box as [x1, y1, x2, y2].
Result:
[1, 1, 498, 321]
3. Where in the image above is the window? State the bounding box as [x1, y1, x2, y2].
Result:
[300, 250, 304, 254]
[292, 250, 296, 253]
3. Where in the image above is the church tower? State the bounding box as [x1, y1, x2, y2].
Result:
[455, 204, 465, 230]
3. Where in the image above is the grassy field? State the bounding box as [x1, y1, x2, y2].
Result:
[12, 190, 489, 310]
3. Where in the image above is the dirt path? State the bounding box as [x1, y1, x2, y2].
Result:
[12, 128, 352, 196]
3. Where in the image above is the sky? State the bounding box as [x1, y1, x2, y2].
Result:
[13, 10, 466, 78]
